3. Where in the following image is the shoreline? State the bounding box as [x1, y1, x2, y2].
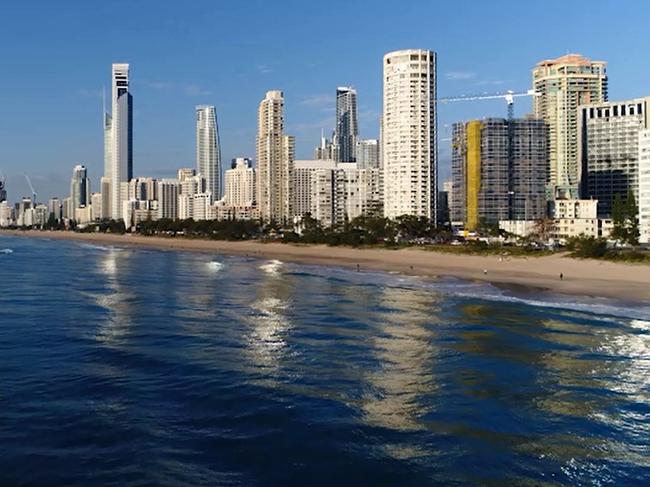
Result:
[2, 230, 650, 303]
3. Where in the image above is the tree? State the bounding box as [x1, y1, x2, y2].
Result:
[532, 218, 556, 243]
[611, 190, 639, 246]
[567, 235, 608, 258]
[625, 189, 640, 246]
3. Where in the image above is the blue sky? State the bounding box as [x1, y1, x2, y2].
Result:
[1, 0, 648, 202]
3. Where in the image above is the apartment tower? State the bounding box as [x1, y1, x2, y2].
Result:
[533, 54, 607, 199]
[382, 49, 437, 221]
[256, 90, 294, 222]
[579, 97, 650, 217]
[196, 105, 222, 201]
[451, 117, 548, 230]
[334, 87, 358, 162]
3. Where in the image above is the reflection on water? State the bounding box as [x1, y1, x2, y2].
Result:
[362, 286, 439, 432]
[93, 248, 134, 344]
[244, 260, 294, 379]
[2, 234, 650, 486]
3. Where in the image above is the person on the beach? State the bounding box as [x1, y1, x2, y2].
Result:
[483, 269, 487, 275]
[356, 264, 360, 272]
[560, 273, 563, 280]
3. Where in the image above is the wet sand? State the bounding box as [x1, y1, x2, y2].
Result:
[2, 230, 649, 303]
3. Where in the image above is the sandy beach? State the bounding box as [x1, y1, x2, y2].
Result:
[2, 230, 649, 303]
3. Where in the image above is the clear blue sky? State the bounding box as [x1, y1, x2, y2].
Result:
[1, 0, 648, 202]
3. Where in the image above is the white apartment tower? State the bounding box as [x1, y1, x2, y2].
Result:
[196, 105, 222, 201]
[382, 49, 437, 221]
[104, 63, 133, 220]
[335, 87, 358, 162]
[256, 90, 294, 222]
[225, 158, 256, 206]
[579, 97, 650, 217]
[639, 129, 650, 244]
[533, 54, 607, 199]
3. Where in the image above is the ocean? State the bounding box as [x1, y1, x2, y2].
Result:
[0, 234, 649, 486]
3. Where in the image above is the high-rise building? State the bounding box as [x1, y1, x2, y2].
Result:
[100, 177, 111, 220]
[638, 129, 650, 244]
[382, 49, 437, 221]
[334, 87, 358, 162]
[579, 97, 649, 217]
[356, 139, 379, 169]
[451, 117, 548, 230]
[533, 54, 607, 199]
[157, 179, 181, 220]
[292, 159, 338, 219]
[48, 198, 61, 220]
[104, 63, 133, 220]
[256, 90, 294, 222]
[0, 176, 6, 203]
[196, 105, 222, 201]
[309, 163, 382, 227]
[70, 165, 91, 210]
[177, 169, 208, 220]
[90, 192, 102, 221]
[0, 201, 14, 227]
[224, 158, 256, 206]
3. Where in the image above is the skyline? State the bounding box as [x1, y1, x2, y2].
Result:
[2, 1, 650, 202]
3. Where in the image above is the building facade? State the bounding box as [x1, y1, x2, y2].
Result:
[382, 49, 437, 221]
[0, 177, 6, 203]
[196, 105, 222, 201]
[579, 97, 649, 217]
[639, 129, 650, 244]
[451, 117, 548, 230]
[70, 165, 90, 210]
[334, 87, 358, 162]
[356, 139, 380, 169]
[256, 91, 294, 222]
[157, 179, 181, 220]
[533, 54, 607, 199]
[224, 158, 256, 207]
[291, 159, 338, 220]
[105, 63, 133, 220]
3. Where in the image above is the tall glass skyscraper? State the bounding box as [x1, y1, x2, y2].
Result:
[104, 63, 133, 220]
[70, 165, 91, 210]
[196, 105, 222, 201]
[334, 87, 358, 163]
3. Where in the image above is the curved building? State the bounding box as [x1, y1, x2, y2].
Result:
[382, 49, 437, 221]
[196, 105, 222, 202]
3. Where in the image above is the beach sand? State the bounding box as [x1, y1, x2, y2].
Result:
[2, 230, 649, 303]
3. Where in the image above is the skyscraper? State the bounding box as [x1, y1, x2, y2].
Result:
[0, 176, 6, 203]
[196, 105, 222, 201]
[334, 87, 358, 162]
[104, 63, 133, 220]
[256, 90, 294, 222]
[70, 165, 91, 210]
[579, 97, 650, 217]
[451, 118, 548, 230]
[533, 54, 607, 199]
[382, 49, 437, 221]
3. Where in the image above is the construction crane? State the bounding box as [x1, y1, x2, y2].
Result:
[24, 174, 37, 205]
[437, 89, 539, 119]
